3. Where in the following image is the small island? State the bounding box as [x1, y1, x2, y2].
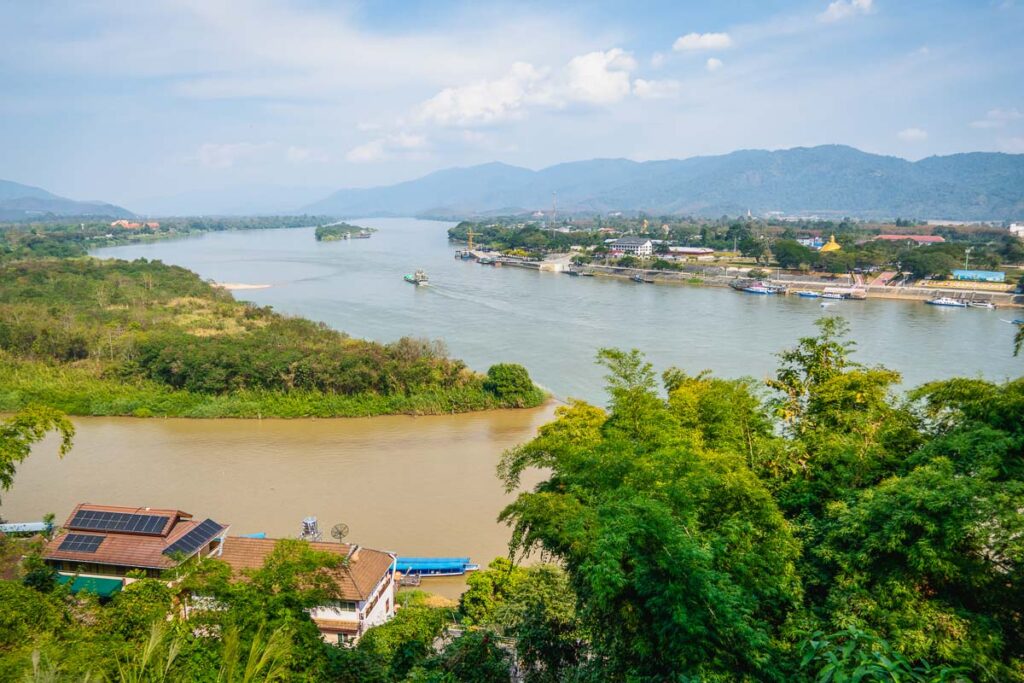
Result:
[315, 222, 375, 241]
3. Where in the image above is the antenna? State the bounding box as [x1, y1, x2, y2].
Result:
[299, 516, 322, 542]
[330, 523, 350, 543]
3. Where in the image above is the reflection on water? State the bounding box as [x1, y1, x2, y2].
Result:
[4, 406, 555, 597]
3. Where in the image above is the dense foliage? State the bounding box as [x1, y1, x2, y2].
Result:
[315, 223, 374, 241]
[496, 319, 1023, 681]
[0, 215, 338, 261]
[0, 259, 545, 417]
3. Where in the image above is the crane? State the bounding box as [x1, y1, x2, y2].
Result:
[466, 227, 477, 252]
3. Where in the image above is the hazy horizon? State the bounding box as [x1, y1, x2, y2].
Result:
[2, 1, 1023, 209]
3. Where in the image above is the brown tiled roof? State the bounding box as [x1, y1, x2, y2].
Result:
[219, 537, 395, 602]
[44, 504, 225, 570]
[313, 618, 360, 634]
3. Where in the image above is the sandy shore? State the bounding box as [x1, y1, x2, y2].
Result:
[214, 282, 272, 290]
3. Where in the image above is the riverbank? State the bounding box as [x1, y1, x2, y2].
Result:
[491, 257, 1024, 307]
[0, 356, 546, 418]
[0, 258, 546, 418]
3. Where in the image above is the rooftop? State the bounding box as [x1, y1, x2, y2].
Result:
[43, 503, 227, 570]
[874, 234, 946, 243]
[218, 537, 395, 602]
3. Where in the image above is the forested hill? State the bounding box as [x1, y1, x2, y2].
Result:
[305, 145, 1024, 221]
[0, 179, 133, 220]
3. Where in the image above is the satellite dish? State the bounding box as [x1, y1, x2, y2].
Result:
[331, 523, 349, 542]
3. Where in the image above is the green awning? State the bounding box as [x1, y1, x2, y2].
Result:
[57, 574, 124, 598]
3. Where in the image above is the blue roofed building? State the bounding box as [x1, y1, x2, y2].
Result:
[951, 270, 1005, 282]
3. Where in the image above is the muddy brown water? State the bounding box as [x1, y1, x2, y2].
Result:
[3, 405, 555, 597]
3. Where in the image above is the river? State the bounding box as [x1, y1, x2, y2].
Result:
[3, 217, 1020, 595]
[90, 217, 1022, 398]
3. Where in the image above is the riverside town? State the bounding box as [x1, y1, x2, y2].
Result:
[1, 2, 1024, 682]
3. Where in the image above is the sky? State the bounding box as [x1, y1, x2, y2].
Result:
[1, 0, 1022, 210]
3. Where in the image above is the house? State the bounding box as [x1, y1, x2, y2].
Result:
[1010, 223, 1024, 238]
[873, 234, 946, 245]
[219, 537, 397, 645]
[42, 503, 230, 597]
[951, 269, 1005, 283]
[41, 503, 398, 645]
[611, 237, 653, 257]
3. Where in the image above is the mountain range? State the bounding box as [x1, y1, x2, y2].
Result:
[0, 179, 133, 221]
[305, 145, 1024, 221]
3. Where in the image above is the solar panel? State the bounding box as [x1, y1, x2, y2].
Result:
[163, 519, 223, 557]
[59, 533, 105, 553]
[69, 510, 170, 535]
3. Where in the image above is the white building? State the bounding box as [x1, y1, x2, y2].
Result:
[220, 537, 397, 645]
[611, 237, 654, 256]
[1010, 223, 1024, 239]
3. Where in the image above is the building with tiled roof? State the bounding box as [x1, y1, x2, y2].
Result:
[874, 234, 946, 245]
[219, 537, 397, 644]
[42, 503, 230, 596]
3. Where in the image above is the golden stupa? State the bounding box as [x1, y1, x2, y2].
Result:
[819, 234, 842, 253]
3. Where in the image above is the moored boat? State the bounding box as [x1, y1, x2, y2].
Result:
[797, 291, 821, 298]
[927, 297, 967, 307]
[395, 557, 481, 577]
[968, 301, 995, 310]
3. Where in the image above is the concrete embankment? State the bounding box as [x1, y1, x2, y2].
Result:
[579, 264, 1024, 308]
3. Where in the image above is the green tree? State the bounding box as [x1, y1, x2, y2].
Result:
[498, 349, 802, 681]
[773, 239, 814, 269]
[0, 406, 73, 501]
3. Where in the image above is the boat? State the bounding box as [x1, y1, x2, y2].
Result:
[968, 301, 995, 310]
[822, 292, 844, 299]
[797, 291, 821, 298]
[404, 270, 429, 285]
[632, 274, 645, 283]
[743, 285, 774, 294]
[579, 271, 595, 277]
[565, 269, 580, 276]
[927, 297, 967, 308]
[478, 257, 495, 265]
[395, 557, 481, 577]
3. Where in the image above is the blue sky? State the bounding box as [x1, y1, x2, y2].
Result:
[0, 0, 1022, 209]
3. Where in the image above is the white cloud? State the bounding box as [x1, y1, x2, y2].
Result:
[819, 0, 874, 23]
[650, 52, 666, 68]
[706, 58, 724, 72]
[566, 49, 637, 104]
[898, 127, 928, 141]
[417, 62, 550, 126]
[416, 48, 637, 126]
[970, 107, 1022, 129]
[673, 32, 733, 51]
[345, 132, 428, 163]
[633, 78, 680, 100]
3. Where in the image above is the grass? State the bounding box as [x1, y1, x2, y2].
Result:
[0, 356, 546, 419]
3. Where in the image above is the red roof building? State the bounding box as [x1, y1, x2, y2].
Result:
[874, 234, 946, 244]
[43, 503, 229, 582]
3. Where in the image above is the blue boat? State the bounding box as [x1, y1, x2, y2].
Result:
[797, 291, 821, 298]
[395, 557, 481, 577]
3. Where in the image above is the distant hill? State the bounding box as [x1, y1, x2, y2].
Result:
[0, 179, 133, 221]
[305, 145, 1024, 221]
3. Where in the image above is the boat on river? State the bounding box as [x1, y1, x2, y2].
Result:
[404, 270, 429, 285]
[927, 297, 967, 308]
[395, 557, 481, 577]
[797, 291, 821, 298]
[743, 281, 783, 294]
[968, 301, 995, 310]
